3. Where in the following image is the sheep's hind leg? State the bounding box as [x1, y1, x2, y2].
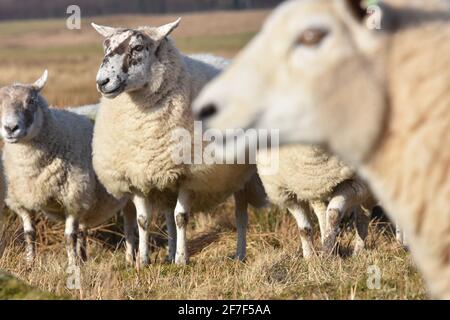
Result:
[17, 209, 36, 268]
[324, 180, 368, 255]
[133, 194, 152, 267]
[77, 223, 88, 263]
[234, 190, 248, 262]
[65, 215, 79, 267]
[353, 206, 370, 255]
[310, 201, 327, 245]
[164, 206, 177, 263]
[174, 189, 190, 265]
[288, 203, 315, 259]
[123, 201, 137, 265]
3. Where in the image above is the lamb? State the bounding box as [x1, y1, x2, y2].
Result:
[91, 19, 266, 266]
[193, 0, 450, 298]
[258, 145, 374, 257]
[0, 71, 136, 267]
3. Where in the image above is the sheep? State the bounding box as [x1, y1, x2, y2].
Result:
[193, 0, 450, 298]
[258, 145, 374, 257]
[91, 19, 266, 266]
[0, 71, 135, 267]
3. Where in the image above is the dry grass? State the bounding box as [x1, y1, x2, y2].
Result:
[0, 10, 426, 300]
[0, 204, 426, 300]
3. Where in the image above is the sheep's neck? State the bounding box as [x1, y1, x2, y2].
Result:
[360, 21, 450, 297]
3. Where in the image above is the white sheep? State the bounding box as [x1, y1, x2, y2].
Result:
[91, 19, 266, 266]
[193, 0, 450, 298]
[258, 145, 374, 257]
[0, 71, 135, 266]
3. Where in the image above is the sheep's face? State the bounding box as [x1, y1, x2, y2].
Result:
[92, 19, 180, 99]
[194, 0, 388, 164]
[0, 71, 47, 144]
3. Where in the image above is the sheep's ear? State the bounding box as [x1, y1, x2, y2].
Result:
[33, 70, 48, 92]
[91, 22, 118, 37]
[345, 0, 369, 23]
[155, 18, 181, 40]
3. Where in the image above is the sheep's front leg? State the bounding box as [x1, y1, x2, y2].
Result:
[122, 201, 137, 265]
[288, 203, 315, 259]
[17, 209, 36, 267]
[133, 194, 152, 267]
[65, 215, 79, 267]
[353, 206, 370, 254]
[77, 223, 88, 263]
[234, 190, 248, 262]
[164, 207, 177, 263]
[175, 189, 190, 265]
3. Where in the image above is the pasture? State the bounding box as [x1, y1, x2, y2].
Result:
[0, 10, 426, 300]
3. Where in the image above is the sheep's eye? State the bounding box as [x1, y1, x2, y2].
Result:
[133, 45, 144, 52]
[297, 28, 329, 46]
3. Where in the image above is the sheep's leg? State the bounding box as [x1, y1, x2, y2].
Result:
[324, 180, 369, 255]
[17, 209, 36, 267]
[288, 203, 315, 259]
[174, 189, 190, 265]
[164, 207, 177, 263]
[122, 201, 137, 265]
[76, 223, 88, 263]
[395, 224, 408, 247]
[65, 215, 79, 267]
[310, 200, 327, 245]
[234, 190, 248, 262]
[353, 206, 370, 255]
[133, 194, 152, 267]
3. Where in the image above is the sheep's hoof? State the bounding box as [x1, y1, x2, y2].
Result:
[353, 241, 366, 256]
[175, 254, 188, 265]
[165, 256, 176, 264]
[322, 236, 338, 256]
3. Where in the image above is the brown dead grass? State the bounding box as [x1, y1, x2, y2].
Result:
[0, 204, 426, 300]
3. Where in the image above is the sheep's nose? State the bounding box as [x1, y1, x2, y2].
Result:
[4, 124, 19, 135]
[196, 103, 218, 121]
[97, 78, 110, 87]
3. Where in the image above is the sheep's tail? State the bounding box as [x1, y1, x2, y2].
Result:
[67, 103, 100, 121]
[244, 173, 267, 209]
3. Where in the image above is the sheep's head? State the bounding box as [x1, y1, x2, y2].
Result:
[92, 18, 181, 99]
[194, 0, 389, 164]
[0, 70, 47, 144]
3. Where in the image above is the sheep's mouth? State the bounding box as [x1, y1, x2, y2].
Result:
[4, 135, 23, 144]
[99, 83, 125, 98]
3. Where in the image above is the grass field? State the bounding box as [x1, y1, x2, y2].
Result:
[0, 10, 427, 300]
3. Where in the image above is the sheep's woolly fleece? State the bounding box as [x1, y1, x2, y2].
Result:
[257, 145, 354, 208]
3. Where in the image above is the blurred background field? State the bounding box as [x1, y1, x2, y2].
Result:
[0, 10, 270, 106]
[0, 3, 426, 300]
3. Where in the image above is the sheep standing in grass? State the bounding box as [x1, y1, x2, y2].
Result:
[0, 71, 135, 266]
[258, 145, 374, 257]
[91, 19, 266, 266]
[194, 0, 450, 298]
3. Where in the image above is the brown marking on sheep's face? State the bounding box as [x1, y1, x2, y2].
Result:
[96, 30, 155, 98]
